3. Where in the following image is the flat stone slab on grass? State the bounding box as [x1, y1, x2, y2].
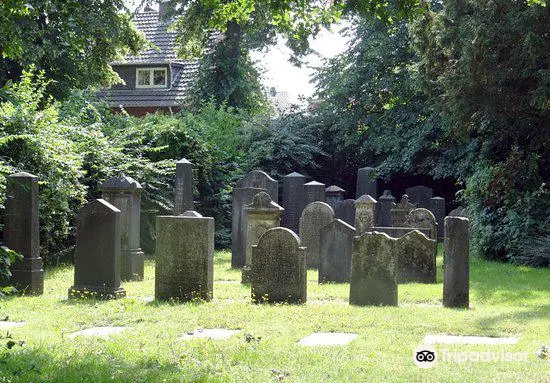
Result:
[423, 334, 519, 345]
[179, 329, 242, 341]
[299, 332, 358, 346]
[0, 321, 26, 329]
[68, 326, 129, 339]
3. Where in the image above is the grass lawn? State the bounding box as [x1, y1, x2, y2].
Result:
[0, 248, 548, 382]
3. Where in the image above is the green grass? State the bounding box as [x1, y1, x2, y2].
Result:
[0, 248, 548, 382]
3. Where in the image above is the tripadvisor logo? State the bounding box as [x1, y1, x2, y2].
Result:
[413, 345, 438, 368]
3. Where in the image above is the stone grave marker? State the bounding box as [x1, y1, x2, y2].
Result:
[350, 232, 397, 306]
[251, 227, 306, 304]
[174, 158, 194, 214]
[235, 170, 278, 202]
[319, 219, 356, 283]
[376, 190, 396, 227]
[443, 216, 469, 308]
[155, 211, 214, 301]
[356, 167, 378, 199]
[334, 199, 356, 227]
[100, 175, 145, 281]
[405, 208, 438, 241]
[4, 172, 43, 295]
[299, 202, 335, 269]
[282, 172, 306, 233]
[304, 181, 326, 206]
[69, 199, 125, 299]
[395, 230, 437, 284]
[429, 197, 446, 240]
[354, 195, 377, 235]
[391, 194, 416, 227]
[325, 185, 345, 209]
[405, 185, 433, 209]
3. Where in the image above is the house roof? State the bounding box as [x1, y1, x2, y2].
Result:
[100, 10, 200, 108]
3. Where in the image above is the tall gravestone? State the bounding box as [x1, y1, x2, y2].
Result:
[325, 185, 345, 209]
[69, 199, 125, 299]
[443, 217, 469, 308]
[299, 202, 335, 269]
[174, 158, 194, 214]
[405, 208, 438, 241]
[231, 187, 265, 268]
[155, 211, 214, 301]
[354, 195, 377, 235]
[4, 172, 43, 295]
[377, 190, 396, 227]
[251, 227, 306, 304]
[405, 185, 433, 209]
[350, 232, 398, 306]
[241, 192, 284, 283]
[429, 197, 446, 240]
[356, 167, 378, 199]
[282, 172, 305, 233]
[304, 181, 326, 206]
[319, 219, 355, 283]
[395, 230, 437, 284]
[391, 194, 416, 227]
[235, 170, 278, 202]
[334, 199, 356, 227]
[100, 175, 145, 281]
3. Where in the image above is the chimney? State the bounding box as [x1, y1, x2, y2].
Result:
[159, 1, 169, 22]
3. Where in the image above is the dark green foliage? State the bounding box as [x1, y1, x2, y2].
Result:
[0, 246, 22, 295]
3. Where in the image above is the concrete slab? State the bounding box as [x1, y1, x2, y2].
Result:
[423, 334, 519, 345]
[0, 321, 26, 330]
[68, 326, 129, 339]
[299, 332, 358, 346]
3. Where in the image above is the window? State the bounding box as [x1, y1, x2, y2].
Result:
[136, 67, 168, 88]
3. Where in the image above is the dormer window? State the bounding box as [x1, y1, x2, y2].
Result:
[136, 67, 167, 88]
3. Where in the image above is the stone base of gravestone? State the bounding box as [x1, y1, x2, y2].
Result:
[68, 286, 126, 300]
[10, 258, 44, 295]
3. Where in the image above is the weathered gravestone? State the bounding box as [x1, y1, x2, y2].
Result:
[354, 195, 377, 235]
[350, 232, 398, 306]
[395, 230, 437, 284]
[282, 172, 305, 233]
[356, 167, 378, 199]
[325, 185, 346, 210]
[155, 211, 214, 301]
[100, 175, 145, 281]
[235, 170, 278, 202]
[231, 187, 266, 268]
[429, 197, 446, 240]
[299, 202, 335, 269]
[334, 199, 356, 227]
[391, 194, 416, 227]
[174, 158, 194, 215]
[405, 185, 433, 209]
[3, 172, 43, 295]
[405, 208, 438, 241]
[69, 199, 125, 299]
[449, 206, 468, 218]
[251, 227, 306, 304]
[241, 192, 284, 283]
[376, 190, 396, 227]
[443, 217, 469, 308]
[304, 181, 326, 206]
[319, 219, 356, 283]
[370, 226, 431, 239]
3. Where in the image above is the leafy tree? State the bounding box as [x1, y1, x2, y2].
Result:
[0, 0, 147, 98]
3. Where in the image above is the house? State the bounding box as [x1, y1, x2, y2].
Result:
[99, 4, 199, 116]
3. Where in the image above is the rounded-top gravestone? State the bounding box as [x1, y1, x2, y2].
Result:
[299, 202, 335, 269]
[236, 170, 278, 202]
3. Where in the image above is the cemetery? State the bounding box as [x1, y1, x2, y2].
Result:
[0, 0, 548, 381]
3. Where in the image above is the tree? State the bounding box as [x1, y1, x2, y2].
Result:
[0, 0, 147, 98]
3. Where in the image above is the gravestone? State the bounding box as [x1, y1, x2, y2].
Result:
[155, 211, 214, 301]
[405, 185, 433, 209]
[174, 158, 194, 214]
[354, 195, 377, 235]
[68, 199, 125, 299]
[304, 181, 326, 206]
[405, 208, 438, 241]
[251, 227, 306, 304]
[334, 199, 356, 227]
[319, 219, 356, 283]
[395, 230, 437, 284]
[3, 172, 43, 295]
[449, 206, 468, 218]
[299, 202, 335, 269]
[350, 232, 398, 306]
[376, 190, 396, 227]
[429, 197, 446, 240]
[282, 172, 306, 233]
[443, 217, 469, 308]
[235, 170, 278, 202]
[356, 167, 378, 199]
[100, 175, 145, 281]
[231, 187, 266, 268]
[241, 192, 284, 283]
[370, 226, 431, 239]
[325, 185, 345, 209]
[391, 194, 416, 227]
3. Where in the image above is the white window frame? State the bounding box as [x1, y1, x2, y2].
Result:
[135, 67, 168, 88]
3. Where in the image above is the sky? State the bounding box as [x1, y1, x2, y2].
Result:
[125, 1, 349, 104]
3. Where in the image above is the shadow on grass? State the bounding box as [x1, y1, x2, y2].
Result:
[474, 304, 550, 332]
